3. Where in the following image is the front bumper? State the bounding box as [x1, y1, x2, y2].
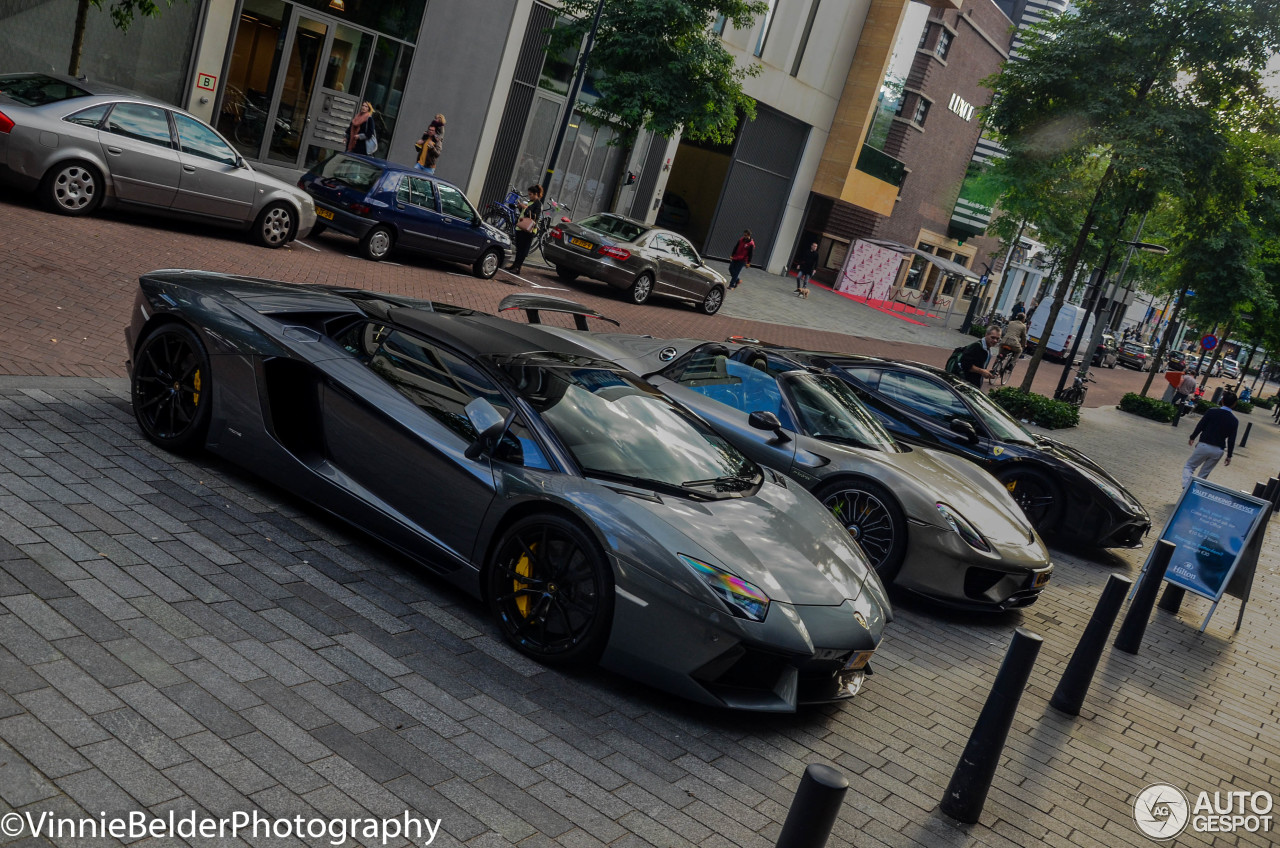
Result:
[895, 523, 1052, 610]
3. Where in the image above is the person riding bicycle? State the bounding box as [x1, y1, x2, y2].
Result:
[1000, 312, 1028, 360]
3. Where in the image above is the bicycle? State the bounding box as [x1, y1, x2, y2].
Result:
[533, 199, 571, 259]
[482, 186, 523, 239]
[990, 344, 1019, 386]
[1055, 373, 1096, 407]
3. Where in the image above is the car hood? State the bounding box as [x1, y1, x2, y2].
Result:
[621, 476, 876, 607]
[1033, 435, 1147, 514]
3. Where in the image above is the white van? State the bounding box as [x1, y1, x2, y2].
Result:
[1027, 301, 1095, 361]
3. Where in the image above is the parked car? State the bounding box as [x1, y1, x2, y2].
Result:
[0, 72, 314, 246]
[654, 191, 691, 230]
[124, 273, 890, 712]
[542, 212, 728, 315]
[776, 351, 1151, 549]
[1222, 357, 1241, 379]
[538, 332, 1054, 611]
[1184, 353, 1200, 373]
[299, 152, 510, 278]
[1092, 332, 1120, 368]
[1117, 341, 1159, 371]
[1165, 349, 1190, 371]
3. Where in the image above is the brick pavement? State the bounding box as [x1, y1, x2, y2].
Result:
[6, 190, 1259, 408]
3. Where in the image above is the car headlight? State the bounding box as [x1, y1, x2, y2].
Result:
[935, 503, 991, 552]
[678, 554, 770, 622]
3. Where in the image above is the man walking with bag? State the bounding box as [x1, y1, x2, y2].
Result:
[1183, 392, 1238, 487]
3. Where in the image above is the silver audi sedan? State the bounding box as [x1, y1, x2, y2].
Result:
[0, 73, 314, 247]
[543, 212, 728, 315]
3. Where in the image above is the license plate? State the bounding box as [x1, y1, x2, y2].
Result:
[570, 236, 594, 250]
[315, 207, 334, 220]
[1034, 570, 1052, 588]
[844, 650, 874, 671]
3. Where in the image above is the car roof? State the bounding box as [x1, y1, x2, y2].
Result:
[330, 152, 471, 194]
[788, 349, 967, 385]
[0, 71, 137, 99]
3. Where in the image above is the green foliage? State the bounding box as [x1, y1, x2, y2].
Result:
[1119, 392, 1177, 422]
[548, 0, 767, 144]
[988, 387, 1080, 429]
[1251, 395, 1274, 410]
[969, 323, 987, 338]
[1236, 401, 1253, 415]
[1194, 398, 1218, 414]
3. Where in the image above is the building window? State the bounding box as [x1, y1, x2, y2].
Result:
[918, 23, 930, 49]
[711, 14, 727, 36]
[791, 0, 820, 76]
[935, 29, 952, 60]
[913, 97, 930, 125]
[754, 0, 777, 57]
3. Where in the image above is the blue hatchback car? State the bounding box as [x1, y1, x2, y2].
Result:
[299, 153, 512, 278]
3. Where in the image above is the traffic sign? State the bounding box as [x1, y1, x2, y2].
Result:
[1201, 334, 1218, 351]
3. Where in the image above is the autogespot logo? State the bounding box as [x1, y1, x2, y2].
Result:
[1134, 784, 1190, 840]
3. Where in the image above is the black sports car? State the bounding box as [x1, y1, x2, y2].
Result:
[779, 352, 1151, 548]
[123, 273, 890, 712]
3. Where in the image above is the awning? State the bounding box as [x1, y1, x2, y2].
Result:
[863, 239, 981, 281]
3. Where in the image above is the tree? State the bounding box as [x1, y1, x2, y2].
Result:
[69, 0, 187, 78]
[546, 0, 767, 145]
[981, 0, 1280, 393]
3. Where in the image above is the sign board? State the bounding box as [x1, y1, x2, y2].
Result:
[1139, 478, 1269, 632]
[1201, 334, 1217, 350]
[196, 73, 217, 92]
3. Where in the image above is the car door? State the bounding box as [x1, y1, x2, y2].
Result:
[646, 234, 692, 297]
[98, 102, 182, 207]
[318, 322, 500, 566]
[389, 174, 441, 254]
[434, 183, 486, 260]
[170, 112, 257, 222]
[846, 366, 993, 461]
[656, 346, 800, 473]
[669, 235, 711, 299]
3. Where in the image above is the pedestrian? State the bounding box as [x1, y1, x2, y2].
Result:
[1182, 392, 1238, 488]
[959, 325, 1004, 387]
[1011, 299, 1025, 318]
[727, 229, 755, 290]
[508, 184, 543, 275]
[793, 241, 818, 298]
[415, 114, 446, 173]
[347, 102, 377, 154]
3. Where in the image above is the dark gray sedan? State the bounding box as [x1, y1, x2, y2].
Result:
[543, 212, 728, 315]
[0, 73, 314, 247]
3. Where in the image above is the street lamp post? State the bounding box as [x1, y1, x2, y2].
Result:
[540, 0, 606, 198]
[1053, 214, 1166, 399]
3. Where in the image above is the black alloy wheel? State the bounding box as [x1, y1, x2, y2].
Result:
[817, 479, 907, 582]
[996, 467, 1062, 534]
[131, 324, 212, 453]
[486, 515, 613, 666]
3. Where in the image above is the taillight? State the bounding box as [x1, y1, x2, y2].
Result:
[549, 227, 563, 240]
[0, 110, 13, 133]
[348, 203, 371, 215]
[599, 245, 631, 261]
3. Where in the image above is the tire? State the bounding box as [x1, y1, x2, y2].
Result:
[700, 285, 725, 316]
[555, 265, 578, 283]
[816, 478, 907, 584]
[308, 221, 327, 238]
[131, 323, 212, 454]
[486, 514, 614, 667]
[473, 248, 501, 279]
[995, 466, 1063, 536]
[628, 272, 654, 305]
[40, 161, 103, 216]
[253, 202, 296, 248]
[360, 225, 395, 261]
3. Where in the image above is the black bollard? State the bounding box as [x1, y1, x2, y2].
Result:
[1253, 482, 1267, 498]
[940, 628, 1043, 824]
[775, 763, 848, 848]
[1115, 540, 1176, 654]
[1050, 574, 1133, 716]
[1240, 422, 1253, 448]
[1157, 585, 1185, 614]
[1264, 478, 1278, 507]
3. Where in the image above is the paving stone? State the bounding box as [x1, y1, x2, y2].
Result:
[33, 657, 125, 714]
[81, 737, 183, 805]
[0, 739, 64, 807]
[227, 732, 328, 795]
[0, 713, 92, 779]
[15, 686, 111, 748]
[95, 706, 193, 769]
[163, 682, 254, 739]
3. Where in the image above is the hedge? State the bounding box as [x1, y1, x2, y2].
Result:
[988, 386, 1080, 429]
[1251, 395, 1275, 410]
[969, 323, 987, 338]
[1119, 393, 1176, 423]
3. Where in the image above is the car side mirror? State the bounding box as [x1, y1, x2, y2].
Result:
[949, 418, 980, 445]
[748, 410, 791, 443]
[464, 398, 511, 459]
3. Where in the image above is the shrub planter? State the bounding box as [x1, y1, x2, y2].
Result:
[988, 387, 1079, 429]
[1118, 393, 1176, 423]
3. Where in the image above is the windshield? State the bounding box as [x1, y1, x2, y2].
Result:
[313, 153, 383, 191]
[950, 379, 1036, 445]
[577, 214, 647, 243]
[0, 73, 91, 106]
[495, 355, 759, 494]
[783, 373, 900, 452]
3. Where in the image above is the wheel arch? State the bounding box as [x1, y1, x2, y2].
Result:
[40, 153, 116, 194]
[476, 498, 613, 605]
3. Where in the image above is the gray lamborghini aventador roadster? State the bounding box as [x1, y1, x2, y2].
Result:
[123, 271, 889, 712]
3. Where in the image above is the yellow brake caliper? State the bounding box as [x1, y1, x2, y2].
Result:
[192, 369, 201, 406]
[1005, 480, 1016, 492]
[514, 544, 535, 617]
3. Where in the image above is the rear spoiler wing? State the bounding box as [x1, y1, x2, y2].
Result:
[498, 293, 620, 331]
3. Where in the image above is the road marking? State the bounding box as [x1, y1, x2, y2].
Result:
[500, 269, 567, 290]
[296, 240, 321, 252]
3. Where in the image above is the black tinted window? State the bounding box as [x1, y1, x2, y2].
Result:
[174, 113, 237, 165]
[396, 175, 435, 209]
[64, 104, 109, 128]
[105, 103, 173, 147]
[579, 214, 647, 242]
[313, 153, 383, 191]
[0, 74, 91, 106]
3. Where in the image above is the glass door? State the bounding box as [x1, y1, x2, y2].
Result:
[299, 23, 373, 170]
[217, 0, 289, 160]
[266, 14, 328, 165]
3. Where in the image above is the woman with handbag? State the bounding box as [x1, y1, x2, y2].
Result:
[347, 102, 377, 154]
[509, 184, 543, 274]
